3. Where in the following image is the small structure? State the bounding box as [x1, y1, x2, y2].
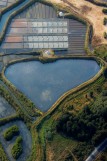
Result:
[42, 49, 54, 58]
[59, 11, 64, 18]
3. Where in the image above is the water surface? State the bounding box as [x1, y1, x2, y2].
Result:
[5, 59, 100, 111]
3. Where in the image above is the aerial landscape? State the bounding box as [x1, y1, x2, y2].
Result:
[0, 0, 107, 161]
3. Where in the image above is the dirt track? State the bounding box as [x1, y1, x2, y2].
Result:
[49, 0, 107, 47]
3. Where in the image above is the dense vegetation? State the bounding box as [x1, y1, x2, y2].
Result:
[3, 125, 19, 141]
[11, 136, 23, 159]
[56, 90, 107, 146]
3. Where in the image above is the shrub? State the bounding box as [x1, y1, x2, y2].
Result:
[103, 17, 107, 25]
[94, 45, 107, 59]
[104, 68, 107, 78]
[102, 9, 107, 14]
[3, 125, 19, 141]
[92, 130, 107, 146]
[11, 136, 23, 159]
[73, 143, 94, 161]
[104, 32, 107, 39]
[89, 91, 94, 98]
[102, 96, 107, 102]
[67, 105, 74, 110]
[46, 131, 53, 141]
[96, 86, 102, 93]
[102, 90, 107, 96]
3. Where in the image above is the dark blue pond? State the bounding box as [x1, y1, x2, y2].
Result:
[5, 59, 100, 111]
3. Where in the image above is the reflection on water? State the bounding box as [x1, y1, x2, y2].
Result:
[5, 59, 100, 111]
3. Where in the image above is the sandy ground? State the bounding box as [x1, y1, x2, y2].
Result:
[49, 0, 107, 47]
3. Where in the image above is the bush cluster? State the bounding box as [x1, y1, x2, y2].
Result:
[102, 8, 107, 14]
[104, 32, 107, 39]
[94, 45, 107, 61]
[3, 125, 19, 141]
[56, 90, 107, 145]
[11, 136, 23, 159]
[103, 17, 107, 25]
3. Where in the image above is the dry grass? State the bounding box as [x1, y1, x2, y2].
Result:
[46, 134, 77, 161]
[81, 5, 92, 14]
[92, 35, 102, 47]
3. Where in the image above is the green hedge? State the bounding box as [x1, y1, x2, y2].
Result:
[3, 125, 19, 141]
[11, 136, 23, 159]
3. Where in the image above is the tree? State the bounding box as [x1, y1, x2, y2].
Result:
[104, 68, 107, 78]
[83, 106, 91, 114]
[92, 130, 107, 146]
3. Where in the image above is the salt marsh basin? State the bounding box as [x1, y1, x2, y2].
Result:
[5, 59, 100, 111]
